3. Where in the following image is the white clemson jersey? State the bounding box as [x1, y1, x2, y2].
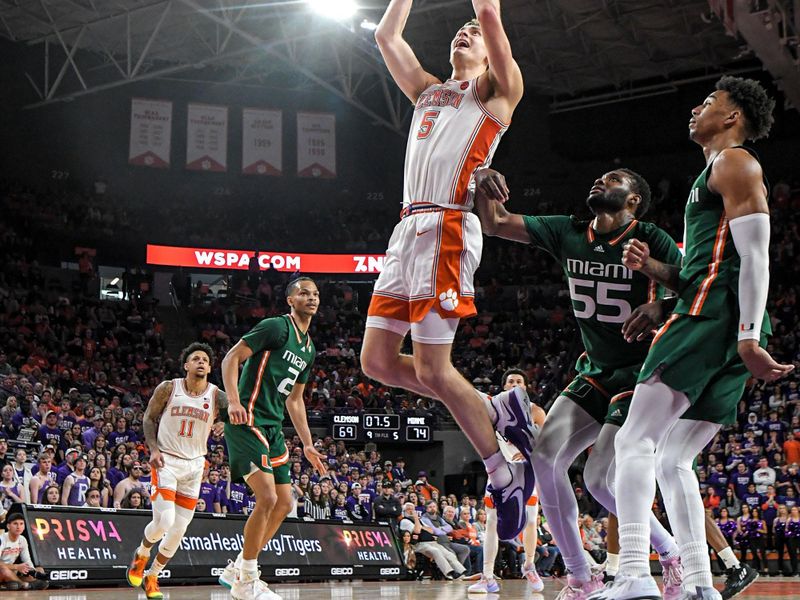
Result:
[403, 78, 508, 210]
[158, 378, 218, 460]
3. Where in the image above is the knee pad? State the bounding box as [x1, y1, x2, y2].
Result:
[144, 497, 176, 543]
[159, 505, 194, 559]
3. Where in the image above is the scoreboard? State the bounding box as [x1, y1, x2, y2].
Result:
[332, 414, 432, 443]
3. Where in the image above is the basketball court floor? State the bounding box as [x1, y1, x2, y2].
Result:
[4, 577, 797, 599]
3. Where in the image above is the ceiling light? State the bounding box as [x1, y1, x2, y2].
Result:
[308, 0, 357, 21]
[360, 19, 377, 31]
[110, 277, 119, 286]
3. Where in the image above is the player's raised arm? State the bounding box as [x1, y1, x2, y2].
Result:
[474, 168, 529, 243]
[143, 380, 173, 469]
[472, 0, 523, 107]
[375, 0, 441, 103]
[622, 240, 681, 292]
[710, 148, 794, 381]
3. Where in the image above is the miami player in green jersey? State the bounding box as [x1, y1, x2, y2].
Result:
[599, 77, 794, 600]
[475, 166, 685, 600]
[217, 277, 327, 600]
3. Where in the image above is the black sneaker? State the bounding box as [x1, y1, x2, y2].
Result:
[603, 573, 615, 584]
[721, 564, 758, 599]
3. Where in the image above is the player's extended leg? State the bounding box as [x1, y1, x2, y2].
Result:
[141, 500, 196, 599]
[128, 483, 177, 587]
[655, 419, 723, 598]
[532, 395, 602, 591]
[584, 424, 681, 598]
[232, 469, 279, 600]
[705, 512, 757, 600]
[468, 504, 501, 593]
[522, 499, 544, 591]
[360, 326, 438, 398]
[610, 375, 689, 598]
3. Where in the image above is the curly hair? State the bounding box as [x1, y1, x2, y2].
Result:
[715, 76, 775, 141]
[179, 342, 214, 367]
[618, 168, 652, 218]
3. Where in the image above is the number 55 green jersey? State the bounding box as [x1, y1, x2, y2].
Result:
[523, 215, 682, 377]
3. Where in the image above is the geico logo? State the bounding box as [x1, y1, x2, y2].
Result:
[330, 567, 353, 576]
[274, 568, 300, 576]
[210, 568, 225, 577]
[157, 570, 171, 579]
[380, 567, 401, 575]
[50, 570, 89, 581]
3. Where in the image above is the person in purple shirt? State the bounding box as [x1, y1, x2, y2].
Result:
[786, 506, 800, 576]
[742, 483, 762, 511]
[732, 463, 752, 499]
[707, 463, 730, 496]
[61, 454, 90, 507]
[198, 473, 221, 513]
[37, 412, 65, 453]
[78, 405, 96, 433]
[207, 429, 227, 456]
[773, 505, 791, 576]
[763, 410, 787, 442]
[332, 495, 349, 521]
[746, 508, 768, 574]
[57, 399, 78, 433]
[778, 485, 798, 509]
[207, 469, 226, 513]
[54, 448, 81, 485]
[107, 453, 133, 489]
[225, 481, 248, 515]
[82, 415, 105, 449]
[107, 417, 137, 447]
[716, 508, 737, 549]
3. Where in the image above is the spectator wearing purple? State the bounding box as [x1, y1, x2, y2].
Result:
[391, 457, 412, 488]
[107, 453, 133, 489]
[77, 405, 96, 433]
[57, 399, 78, 432]
[107, 416, 137, 447]
[61, 454, 90, 507]
[37, 411, 65, 456]
[763, 410, 787, 442]
[9, 397, 39, 439]
[731, 463, 752, 499]
[742, 483, 762, 511]
[54, 448, 81, 485]
[198, 468, 222, 513]
[779, 486, 799, 509]
[225, 481, 249, 515]
[82, 414, 104, 449]
[708, 463, 730, 496]
[746, 508, 768, 574]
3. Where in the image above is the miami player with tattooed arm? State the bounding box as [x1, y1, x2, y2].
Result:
[596, 77, 794, 600]
[475, 166, 685, 600]
[127, 342, 227, 599]
[217, 277, 327, 600]
[361, 0, 536, 543]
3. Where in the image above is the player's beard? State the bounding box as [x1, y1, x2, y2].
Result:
[586, 187, 628, 215]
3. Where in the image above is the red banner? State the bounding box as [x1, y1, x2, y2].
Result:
[146, 245, 384, 274]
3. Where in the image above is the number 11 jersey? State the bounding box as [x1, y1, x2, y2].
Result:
[523, 215, 682, 375]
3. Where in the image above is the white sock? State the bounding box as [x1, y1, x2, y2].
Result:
[478, 391, 498, 424]
[234, 552, 243, 569]
[681, 541, 713, 590]
[618, 523, 651, 578]
[145, 558, 166, 577]
[484, 451, 512, 489]
[241, 558, 259, 580]
[653, 529, 679, 559]
[719, 546, 740, 570]
[483, 509, 498, 579]
[136, 543, 151, 559]
[606, 553, 619, 577]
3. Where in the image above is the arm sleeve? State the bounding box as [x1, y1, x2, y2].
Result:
[241, 318, 290, 355]
[728, 213, 770, 341]
[521, 215, 570, 259]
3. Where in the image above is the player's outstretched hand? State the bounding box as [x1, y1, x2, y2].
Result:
[474, 168, 509, 203]
[149, 448, 165, 470]
[738, 341, 795, 382]
[212, 421, 225, 437]
[304, 445, 328, 477]
[622, 301, 664, 342]
[622, 239, 650, 271]
[227, 401, 247, 425]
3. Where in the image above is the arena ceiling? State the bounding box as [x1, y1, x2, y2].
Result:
[0, 0, 796, 134]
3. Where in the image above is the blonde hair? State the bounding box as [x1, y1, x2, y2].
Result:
[463, 18, 480, 29]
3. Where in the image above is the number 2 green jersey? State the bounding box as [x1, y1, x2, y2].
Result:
[523, 215, 682, 375]
[674, 147, 771, 338]
[238, 314, 315, 427]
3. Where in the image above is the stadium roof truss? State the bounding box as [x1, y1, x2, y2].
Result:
[0, 0, 797, 135]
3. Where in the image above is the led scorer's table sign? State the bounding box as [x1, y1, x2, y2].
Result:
[146, 244, 385, 274]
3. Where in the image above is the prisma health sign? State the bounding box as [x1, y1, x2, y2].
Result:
[146, 244, 385, 274]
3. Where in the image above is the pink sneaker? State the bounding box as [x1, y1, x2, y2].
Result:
[554, 573, 605, 600]
[660, 555, 683, 600]
[523, 563, 544, 592]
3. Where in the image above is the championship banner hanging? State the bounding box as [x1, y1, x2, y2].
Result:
[146, 244, 385, 275]
[297, 112, 336, 178]
[128, 98, 172, 168]
[186, 103, 228, 172]
[242, 108, 282, 176]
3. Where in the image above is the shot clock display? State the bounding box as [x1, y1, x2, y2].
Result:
[331, 414, 431, 443]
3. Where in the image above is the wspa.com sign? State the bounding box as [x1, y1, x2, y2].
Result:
[146, 244, 385, 274]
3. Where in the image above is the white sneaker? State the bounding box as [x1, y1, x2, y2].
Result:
[231, 571, 282, 600]
[467, 576, 500, 593]
[585, 574, 661, 600]
[523, 563, 544, 592]
[675, 587, 722, 600]
[218, 559, 238, 589]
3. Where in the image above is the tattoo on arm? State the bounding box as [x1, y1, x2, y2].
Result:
[143, 381, 173, 452]
[216, 389, 229, 413]
[643, 259, 681, 292]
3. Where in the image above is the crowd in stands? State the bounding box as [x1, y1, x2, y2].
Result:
[0, 172, 799, 578]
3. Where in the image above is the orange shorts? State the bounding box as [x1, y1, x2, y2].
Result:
[368, 206, 482, 325]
